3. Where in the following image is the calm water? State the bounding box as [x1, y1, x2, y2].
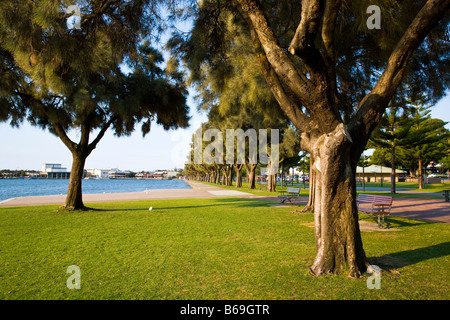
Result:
[0, 179, 191, 201]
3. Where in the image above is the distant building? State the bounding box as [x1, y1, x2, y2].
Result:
[356, 165, 407, 182]
[41, 163, 70, 179]
[86, 169, 109, 179]
[165, 171, 179, 179]
[150, 171, 165, 179]
[108, 168, 125, 179]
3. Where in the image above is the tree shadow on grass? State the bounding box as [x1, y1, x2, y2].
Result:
[382, 216, 435, 228]
[84, 197, 274, 212]
[368, 241, 450, 271]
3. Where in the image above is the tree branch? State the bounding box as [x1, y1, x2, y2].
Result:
[350, 0, 450, 152]
[243, 16, 312, 133]
[52, 122, 77, 153]
[236, 0, 315, 107]
[288, 0, 323, 57]
[237, 0, 339, 133]
[87, 116, 117, 155]
[320, 0, 341, 108]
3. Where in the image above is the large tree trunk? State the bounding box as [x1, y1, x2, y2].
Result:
[214, 165, 220, 184]
[267, 174, 276, 192]
[221, 165, 227, 185]
[226, 164, 234, 186]
[309, 129, 367, 277]
[64, 151, 88, 210]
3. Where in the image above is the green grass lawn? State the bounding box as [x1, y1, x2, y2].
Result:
[0, 197, 449, 300]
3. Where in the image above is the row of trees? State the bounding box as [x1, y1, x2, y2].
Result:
[183, 99, 450, 191]
[182, 125, 305, 192]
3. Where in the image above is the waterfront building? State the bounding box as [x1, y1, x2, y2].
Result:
[86, 169, 109, 179]
[41, 163, 70, 179]
[108, 168, 126, 179]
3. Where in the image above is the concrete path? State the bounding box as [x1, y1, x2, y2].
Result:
[254, 195, 450, 224]
[0, 180, 448, 224]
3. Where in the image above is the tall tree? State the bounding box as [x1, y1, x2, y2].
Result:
[0, 1, 190, 210]
[398, 104, 449, 189]
[369, 99, 414, 193]
[170, 0, 450, 276]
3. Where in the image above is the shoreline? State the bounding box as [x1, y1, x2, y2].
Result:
[0, 180, 255, 207]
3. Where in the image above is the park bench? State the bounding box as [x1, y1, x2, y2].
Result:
[258, 181, 268, 190]
[356, 194, 394, 228]
[278, 187, 301, 205]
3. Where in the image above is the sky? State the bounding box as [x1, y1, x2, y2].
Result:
[0, 92, 208, 172]
[0, 94, 448, 172]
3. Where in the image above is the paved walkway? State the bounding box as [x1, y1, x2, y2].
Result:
[253, 195, 450, 224]
[0, 180, 448, 224]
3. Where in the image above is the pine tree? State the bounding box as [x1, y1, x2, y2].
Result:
[0, 1, 190, 210]
[369, 98, 415, 193]
[398, 104, 449, 189]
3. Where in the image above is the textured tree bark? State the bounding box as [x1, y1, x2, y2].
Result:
[418, 158, 424, 189]
[221, 165, 227, 185]
[64, 151, 88, 210]
[234, 164, 244, 188]
[245, 163, 257, 189]
[226, 164, 234, 186]
[267, 174, 277, 192]
[214, 165, 220, 184]
[309, 127, 367, 277]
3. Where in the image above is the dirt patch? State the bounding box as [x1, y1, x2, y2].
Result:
[299, 220, 399, 232]
[358, 220, 400, 232]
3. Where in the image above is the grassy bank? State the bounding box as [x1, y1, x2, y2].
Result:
[0, 197, 449, 299]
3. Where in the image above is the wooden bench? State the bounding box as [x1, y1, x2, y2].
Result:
[356, 194, 393, 228]
[258, 181, 268, 190]
[278, 187, 301, 205]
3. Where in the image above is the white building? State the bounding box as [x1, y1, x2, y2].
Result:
[165, 171, 178, 179]
[86, 169, 109, 179]
[108, 168, 125, 179]
[41, 163, 70, 179]
[42, 163, 68, 173]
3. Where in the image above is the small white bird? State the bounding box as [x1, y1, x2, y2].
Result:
[149, 207, 153, 211]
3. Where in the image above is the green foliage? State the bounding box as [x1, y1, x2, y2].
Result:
[169, 0, 449, 117]
[397, 103, 449, 172]
[0, 0, 190, 139]
[369, 99, 449, 172]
